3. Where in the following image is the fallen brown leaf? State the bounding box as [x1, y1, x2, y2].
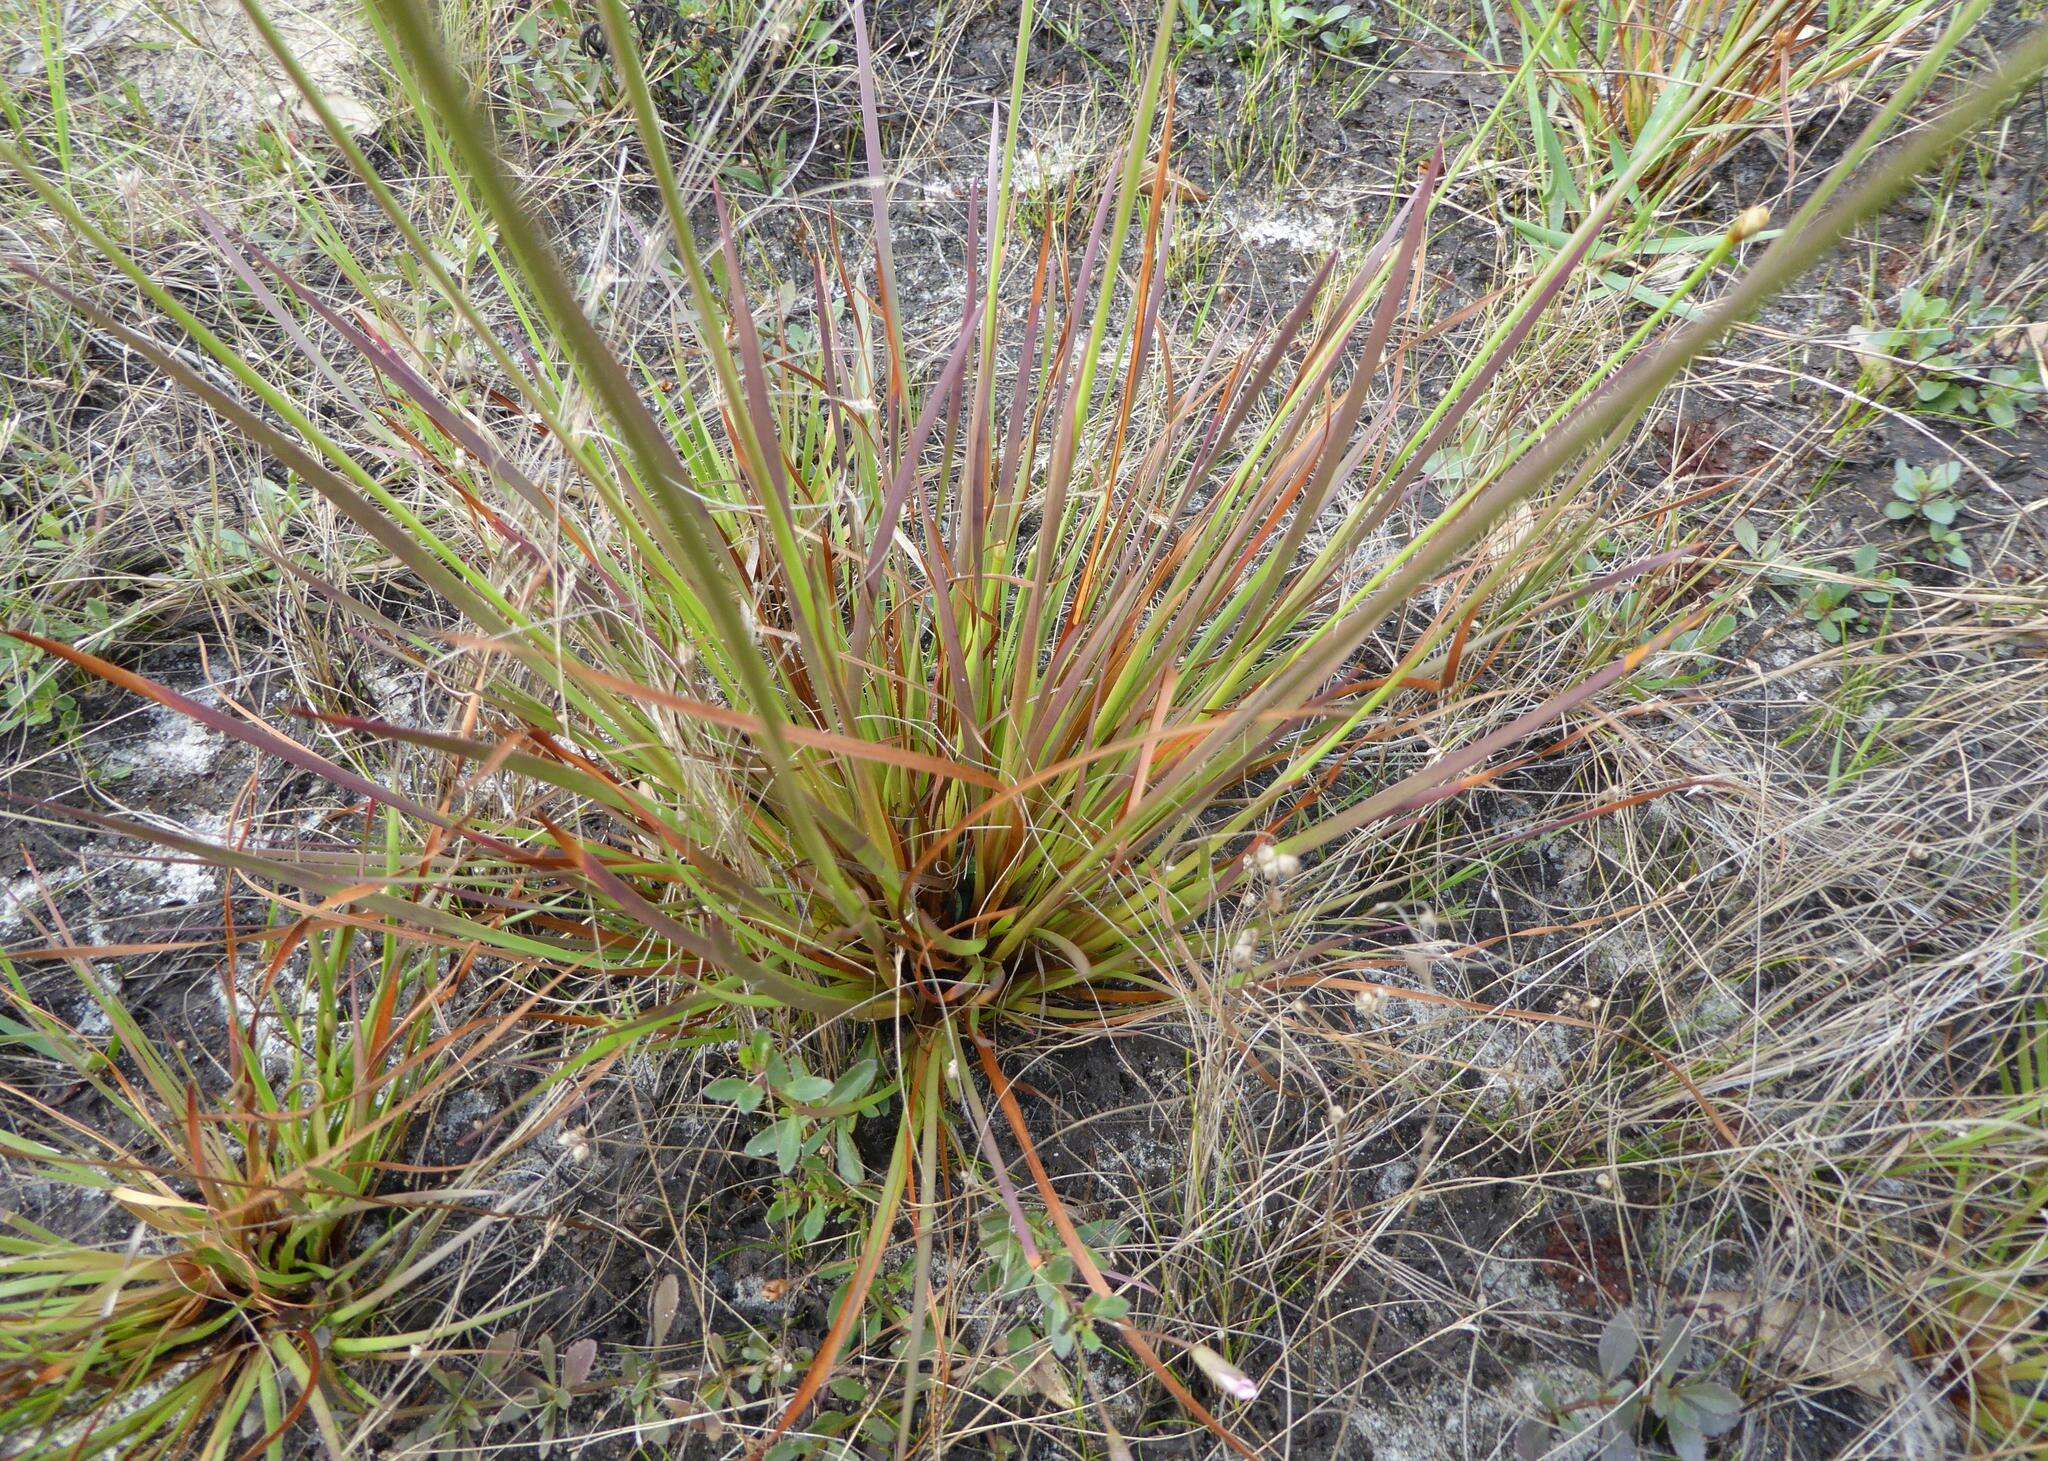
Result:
[1685, 1290, 1899, 1397]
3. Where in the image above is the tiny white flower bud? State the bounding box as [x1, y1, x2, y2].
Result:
[1275, 853, 1301, 880]
[1595, 1171, 1614, 1191]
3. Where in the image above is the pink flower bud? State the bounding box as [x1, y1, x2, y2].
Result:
[1189, 1343, 1258, 1402]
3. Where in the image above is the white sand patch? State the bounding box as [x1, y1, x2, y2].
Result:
[105, 699, 227, 782]
[921, 137, 1090, 202]
[0, 873, 42, 936]
[1226, 202, 1346, 257]
[36, 0, 383, 146]
[155, 853, 221, 906]
[1346, 1375, 1518, 1461]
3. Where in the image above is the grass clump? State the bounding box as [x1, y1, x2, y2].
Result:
[3, 0, 2046, 1451]
[0, 904, 518, 1459]
[1502, 0, 1944, 235]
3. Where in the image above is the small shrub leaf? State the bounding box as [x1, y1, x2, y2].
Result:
[1599, 1310, 1640, 1382]
[780, 1074, 835, 1104]
[706, 1078, 762, 1111]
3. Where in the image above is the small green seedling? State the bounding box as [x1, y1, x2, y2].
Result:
[1884, 459, 1970, 568]
[979, 1208, 1132, 1361]
[1517, 1309, 1745, 1461]
[711, 1031, 893, 1243]
[689, 1328, 873, 1458]
[1862, 287, 2044, 430]
[409, 1330, 598, 1458]
[694, 1329, 882, 1458]
[1732, 516, 1803, 582]
[1735, 518, 1902, 642]
[618, 1274, 688, 1445]
[1802, 545, 1905, 644]
[1640, 612, 1739, 689]
[529, 1335, 600, 1456]
[405, 1330, 527, 1453]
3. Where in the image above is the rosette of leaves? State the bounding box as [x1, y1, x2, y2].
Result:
[1885, 459, 1971, 568]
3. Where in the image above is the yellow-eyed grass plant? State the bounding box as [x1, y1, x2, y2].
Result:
[3, 0, 2045, 1450]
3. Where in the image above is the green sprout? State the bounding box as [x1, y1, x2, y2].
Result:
[1885, 458, 1971, 568]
